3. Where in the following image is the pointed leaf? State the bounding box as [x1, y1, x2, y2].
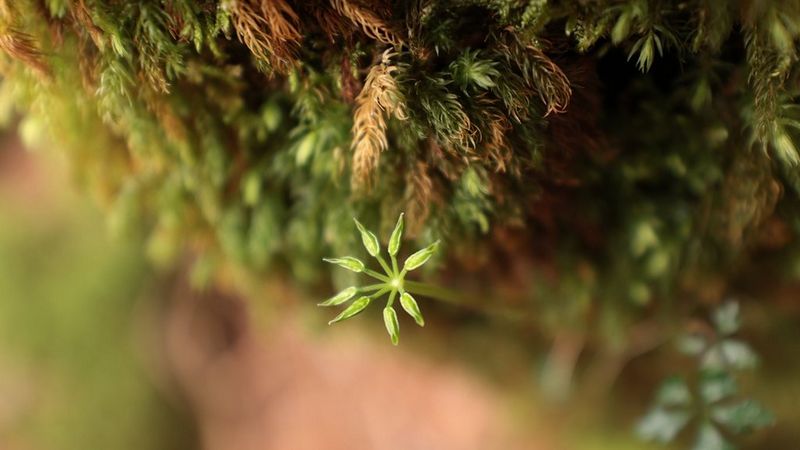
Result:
[636, 407, 691, 443]
[354, 218, 380, 257]
[318, 286, 358, 307]
[400, 292, 425, 327]
[323, 256, 365, 273]
[388, 213, 404, 256]
[383, 306, 400, 345]
[403, 240, 440, 271]
[328, 296, 371, 325]
[713, 301, 740, 336]
[700, 371, 738, 404]
[655, 376, 692, 407]
[692, 423, 734, 450]
[702, 340, 758, 371]
[677, 333, 708, 356]
[719, 339, 759, 370]
[711, 401, 775, 434]
[611, 10, 631, 44]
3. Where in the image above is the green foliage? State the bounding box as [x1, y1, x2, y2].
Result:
[638, 302, 774, 450]
[1, 0, 800, 444]
[0, 178, 192, 450]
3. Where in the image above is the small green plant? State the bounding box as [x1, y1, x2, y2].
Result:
[320, 213, 450, 345]
[637, 301, 774, 450]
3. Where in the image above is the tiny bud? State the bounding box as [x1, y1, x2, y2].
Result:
[400, 292, 425, 327]
[323, 256, 365, 273]
[383, 306, 400, 345]
[388, 213, 404, 256]
[328, 296, 372, 325]
[318, 286, 358, 306]
[354, 218, 380, 257]
[403, 240, 440, 271]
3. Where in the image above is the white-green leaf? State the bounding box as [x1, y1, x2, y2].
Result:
[677, 333, 708, 356]
[691, 423, 734, 450]
[713, 301, 740, 336]
[719, 339, 758, 370]
[400, 292, 424, 326]
[388, 213, 404, 256]
[655, 376, 692, 407]
[354, 218, 380, 257]
[699, 371, 737, 404]
[318, 286, 358, 307]
[323, 256, 365, 273]
[383, 306, 400, 345]
[636, 407, 691, 444]
[403, 240, 440, 271]
[328, 296, 371, 325]
[701, 340, 758, 371]
[711, 400, 774, 433]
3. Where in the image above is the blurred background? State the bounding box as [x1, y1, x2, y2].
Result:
[0, 126, 799, 450]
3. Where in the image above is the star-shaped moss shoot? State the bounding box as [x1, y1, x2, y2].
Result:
[320, 213, 439, 345]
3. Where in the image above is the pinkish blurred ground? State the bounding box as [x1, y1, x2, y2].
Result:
[158, 284, 549, 450]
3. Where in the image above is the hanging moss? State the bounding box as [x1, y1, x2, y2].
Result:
[3, 0, 800, 446]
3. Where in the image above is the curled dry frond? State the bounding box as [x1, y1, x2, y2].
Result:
[482, 108, 513, 173]
[405, 160, 438, 235]
[0, 0, 11, 17]
[501, 37, 571, 116]
[71, 0, 105, 49]
[312, 3, 352, 42]
[225, 0, 301, 73]
[351, 50, 406, 190]
[0, 26, 50, 78]
[524, 45, 572, 115]
[716, 152, 781, 248]
[330, 0, 403, 46]
[742, 2, 800, 165]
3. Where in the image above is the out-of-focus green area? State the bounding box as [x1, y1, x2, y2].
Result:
[0, 134, 797, 450]
[0, 140, 193, 450]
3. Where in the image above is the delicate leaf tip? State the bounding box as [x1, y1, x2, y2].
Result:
[353, 218, 380, 257]
[388, 212, 404, 256]
[323, 256, 365, 273]
[713, 301, 740, 336]
[318, 286, 358, 306]
[328, 296, 371, 325]
[400, 292, 424, 326]
[403, 240, 440, 271]
[383, 306, 400, 345]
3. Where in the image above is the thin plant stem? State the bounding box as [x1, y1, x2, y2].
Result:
[364, 268, 389, 282]
[403, 280, 462, 305]
[359, 283, 386, 292]
[404, 280, 527, 321]
[369, 287, 391, 299]
[376, 254, 394, 277]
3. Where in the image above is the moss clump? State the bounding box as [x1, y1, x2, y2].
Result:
[1, 0, 800, 402]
